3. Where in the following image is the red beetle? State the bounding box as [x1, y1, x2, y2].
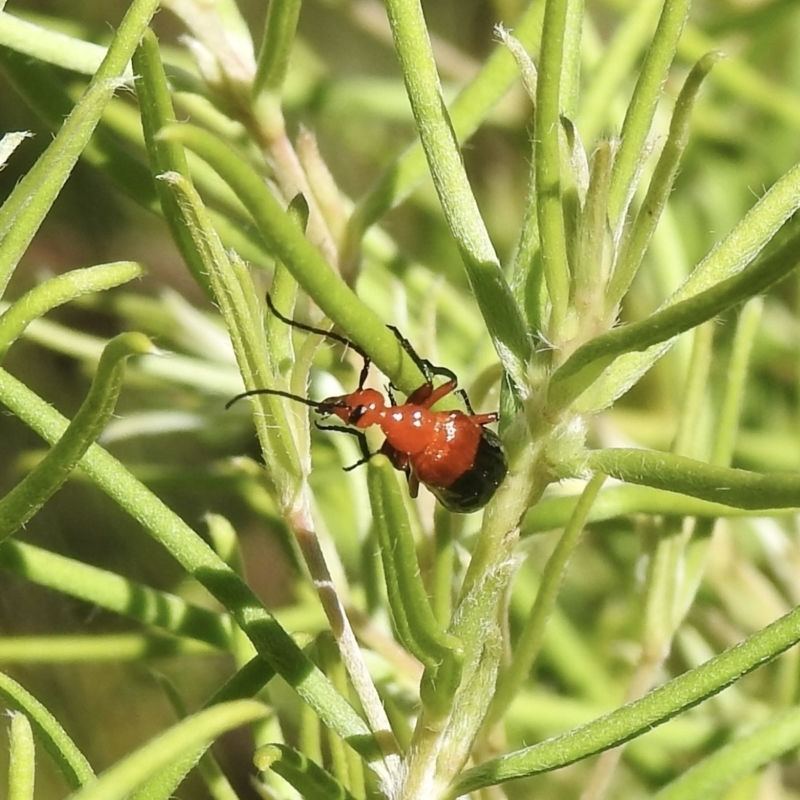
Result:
[227, 296, 507, 513]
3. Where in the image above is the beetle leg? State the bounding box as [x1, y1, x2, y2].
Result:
[316, 423, 373, 469]
[387, 324, 458, 387]
[455, 387, 475, 415]
[468, 412, 500, 426]
[419, 378, 458, 408]
[352, 357, 371, 391]
[379, 442, 418, 497]
[385, 323, 483, 415]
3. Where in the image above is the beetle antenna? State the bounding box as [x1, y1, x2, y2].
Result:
[266, 294, 369, 361]
[225, 387, 333, 412]
[266, 292, 373, 389]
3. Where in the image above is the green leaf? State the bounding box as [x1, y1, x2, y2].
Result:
[255, 743, 359, 800]
[366, 456, 463, 677]
[549, 222, 800, 411]
[66, 700, 268, 800]
[7, 712, 35, 800]
[0, 11, 122, 75]
[0, 634, 216, 663]
[0, 672, 94, 790]
[0, 262, 143, 359]
[204, 657, 276, 707]
[448, 599, 800, 796]
[383, 0, 530, 391]
[344, 0, 546, 248]
[534, 0, 571, 334]
[252, 0, 302, 98]
[132, 29, 215, 299]
[0, 332, 154, 541]
[607, 51, 724, 312]
[0, 0, 161, 297]
[586, 448, 800, 510]
[0, 540, 233, 649]
[520, 484, 792, 538]
[607, 0, 692, 229]
[653, 705, 800, 800]
[156, 169, 304, 494]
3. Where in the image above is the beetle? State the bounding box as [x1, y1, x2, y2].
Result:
[226, 295, 507, 514]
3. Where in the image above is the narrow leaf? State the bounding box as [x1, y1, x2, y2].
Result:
[449, 600, 800, 795]
[0, 262, 143, 358]
[586, 448, 800, 510]
[0, 332, 153, 541]
[367, 457, 462, 670]
[0, 0, 161, 296]
[66, 701, 268, 800]
[256, 743, 359, 800]
[0, 672, 94, 790]
[7, 713, 35, 800]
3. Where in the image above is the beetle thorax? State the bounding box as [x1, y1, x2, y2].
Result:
[327, 387, 386, 428]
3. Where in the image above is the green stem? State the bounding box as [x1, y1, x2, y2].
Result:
[483, 473, 605, 733]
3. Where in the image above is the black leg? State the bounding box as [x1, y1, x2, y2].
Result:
[387, 324, 458, 387]
[356, 358, 371, 391]
[316, 423, 373, 469]
[455, 387, 475, 415]
[266, 290, 460, 404]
